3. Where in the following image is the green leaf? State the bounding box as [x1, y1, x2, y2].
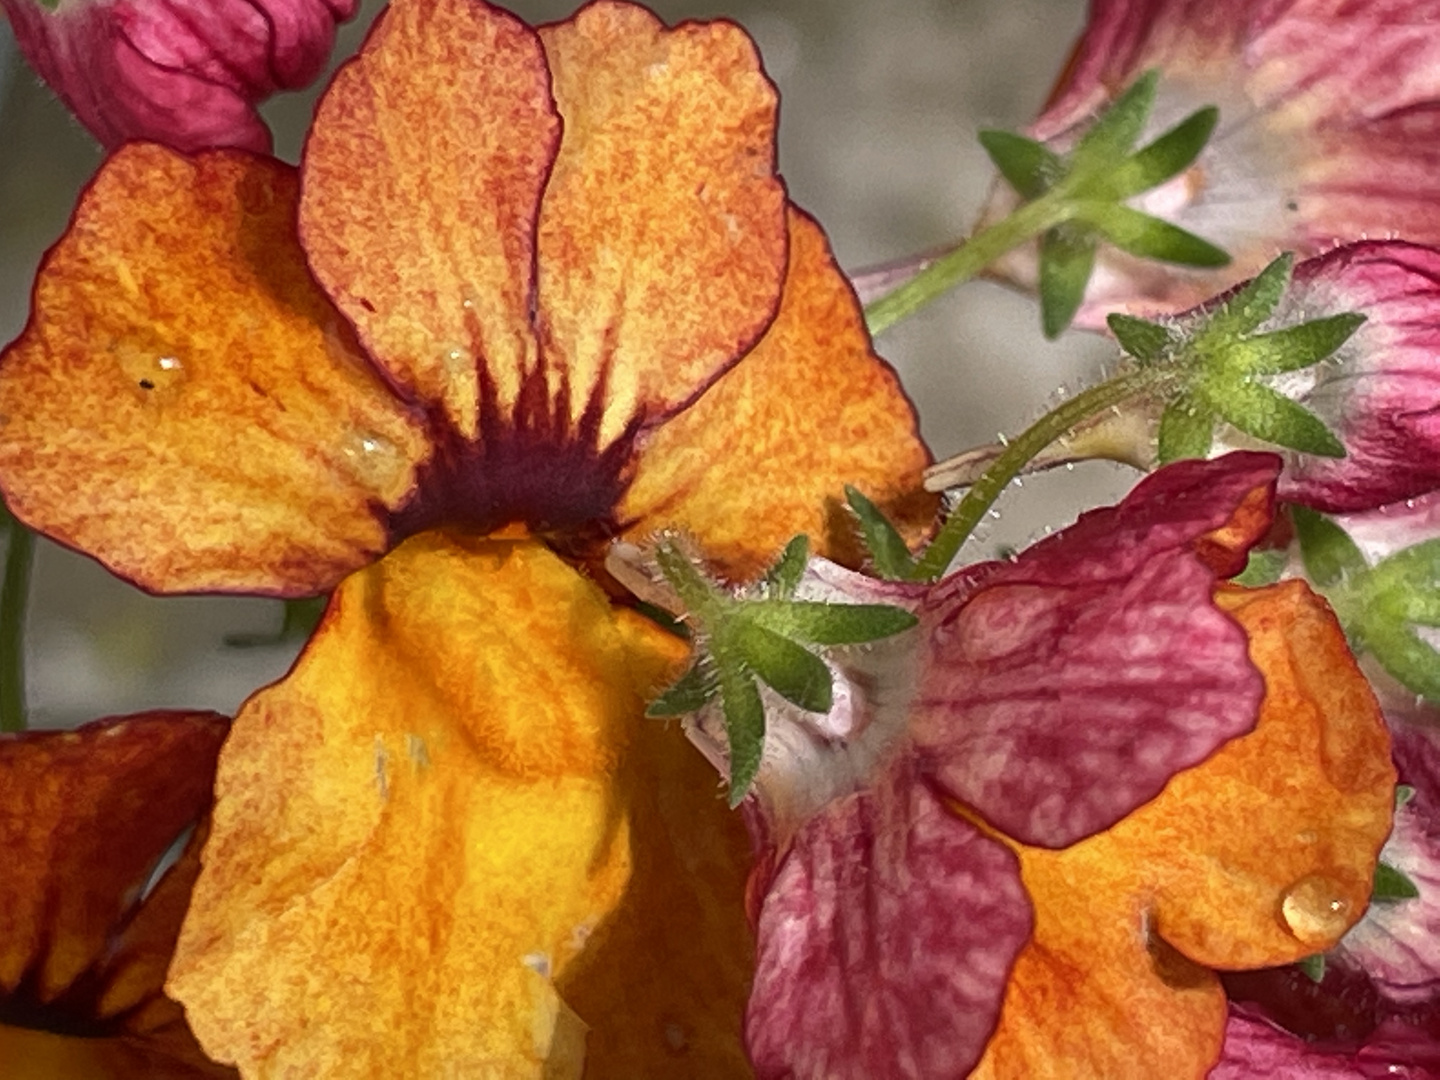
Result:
[845, 485, 916, 580]
[1366, 540, 1440, 626]
[1233, 548, 1288, 588]
[1397, 784, 1417, 809]
[733, 619, 833, 714]
[1099, 106, 1219, 200]
[752, 601, 919, 645]
[978, 130, 1063, 201]
[1237, 314, 1366, 375]
[1202, 254, 1292, 340]
[1291, 506, 1366, 588]
[1107, 313, 1174, 363]
[646, 662, 715, 717]
[1157, 396, 1214, 463]
[1363, 622, 1440, 703]
[1074, 203, 1229, 267]
[1039, 225, 1098, 339]
[1208, 381, 1346, 457]
[717, 661, 767, 807]
[655, 542, 723, 615]
[762, 535, 809, 599]
[1297, 953, 1327, 983]
[1373, 860, 1421, 903]
[1072, 70, 1158, 169]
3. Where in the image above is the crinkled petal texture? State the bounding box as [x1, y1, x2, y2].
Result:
[1210, 1011, 1440, 1080]
[970, 581, 1396, 1079]
[620, 208, 934, 578]
[746, 759, 1032, 1080]
[0, 144, 430, 596]
[912, 452, 1277, 848]
[167, 535, 755, 1078]
[1264, 242, 1440, 513]
[0, 0, 354, 153]
[301, 0, 785, 445]
[980, 0, 1440, 326]
[0, 712, 234, 1079]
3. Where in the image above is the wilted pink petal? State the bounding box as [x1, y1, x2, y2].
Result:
[1210, 1010, 1440, 1079]
[1258, 243, 1440, 514]
[1, 0, 356, 153]
[911, 452, 1276, 848]
[982, 0, 1440, 328]
[1336, 719, 1440, 1005]
[1338, 493, 1440, 565]
[745, 759, 1032, 1080]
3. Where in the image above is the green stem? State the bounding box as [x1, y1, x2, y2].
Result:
[864, 192, 1073, 336]
[1, 520, 34, 732]
[912, 366, 1176, 581]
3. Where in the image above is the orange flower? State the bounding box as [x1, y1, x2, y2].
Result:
[0, 713, 234, 1079]
[0, 0, 931, 1074]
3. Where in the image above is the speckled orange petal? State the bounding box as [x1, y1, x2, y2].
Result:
[619, 208, 934, 580]
[169, 533, 753, 1077]
[973, 581, 1395, 1079]
[300, 0, 558, 438]
[0, 144, 428, 595]
[0, 713, 233, 1078]
[535, 2, 787, 447]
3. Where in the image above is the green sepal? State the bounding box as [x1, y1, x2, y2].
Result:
[1362, 622, 1440, 703]
[1297, 953, 1327, 983]
[1373, 860, 1421, 903]
[655, 542, 723, 615]
[1071, 69, 1158, 169]
[1039, 225, 1098, 339]
[1073, 203, 1230, 268]
[1203, 254, 1293, 339]
[762, 535, 810, 599]
[1107, 313, 1174, 363]
[1236, 314, 1366, 375]
[978, 130, 1062, 201]
[1157, 396, 1214, 463]
[751, 601, 918, 645]
[1233, 548, 1288, 588]
[733, 619, 833, 715]
[1398, 784, 1417, 809]
[646, 662, 715, 718]
[1098, 106, 1219, 200]
[1207, 380, 1346, 457]
[1291, 506, 1366, 588]
[1365, 540, 1440, 626]
[845, 485, 917, 580]
[717, 661, 767, 807]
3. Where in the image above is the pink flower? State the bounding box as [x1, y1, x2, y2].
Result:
[1, 0, 356, 152]
[981, 0, 1440, 328]
[679, 453, 1396, 1077]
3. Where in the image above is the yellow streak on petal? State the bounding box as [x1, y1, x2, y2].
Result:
[168, 534, 751, 1077]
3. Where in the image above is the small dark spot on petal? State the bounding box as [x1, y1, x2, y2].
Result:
[138, 379, 155, 390]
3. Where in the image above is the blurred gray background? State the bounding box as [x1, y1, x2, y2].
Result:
[0, 0, 1121, 727]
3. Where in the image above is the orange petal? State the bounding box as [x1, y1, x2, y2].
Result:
[169, 532, 753, 1076]
[0, 144, 428, 595]
[535, 2, 788, 447]
[973, 581, 1395, 1078]
[619, 208, 934, 579]
[300, 0, 558, 439]
[0, 712, 232, 1078]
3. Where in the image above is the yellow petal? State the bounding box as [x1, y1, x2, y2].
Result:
[0, 144, 427, 595]
[169, 532, 752, 1076]
[973, 581, 1395, 1078]
[536, 2, 788, 448]
[620, 209, 935, 579]
[300, 0, 558, 438]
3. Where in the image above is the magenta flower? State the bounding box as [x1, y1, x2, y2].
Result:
[982, 0, 1440, 328]
[1, 0, 355, 152]
[675, 453, 1396, 1078]
[1209, 242, 1440, 514]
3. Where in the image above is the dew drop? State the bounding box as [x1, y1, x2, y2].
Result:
[1280, 874, 1352, 945]
[342, 430, 407, 492]
[118, 347, 188, 397]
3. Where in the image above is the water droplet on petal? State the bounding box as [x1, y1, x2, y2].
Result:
[1281, 874, 1352, 945]
[118, 346, 188, 397]
[342, 430, 407, 493]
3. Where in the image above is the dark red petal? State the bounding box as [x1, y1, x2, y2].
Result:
[746, 761, 1032, 1080]
[913, 453, 1278, 848]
